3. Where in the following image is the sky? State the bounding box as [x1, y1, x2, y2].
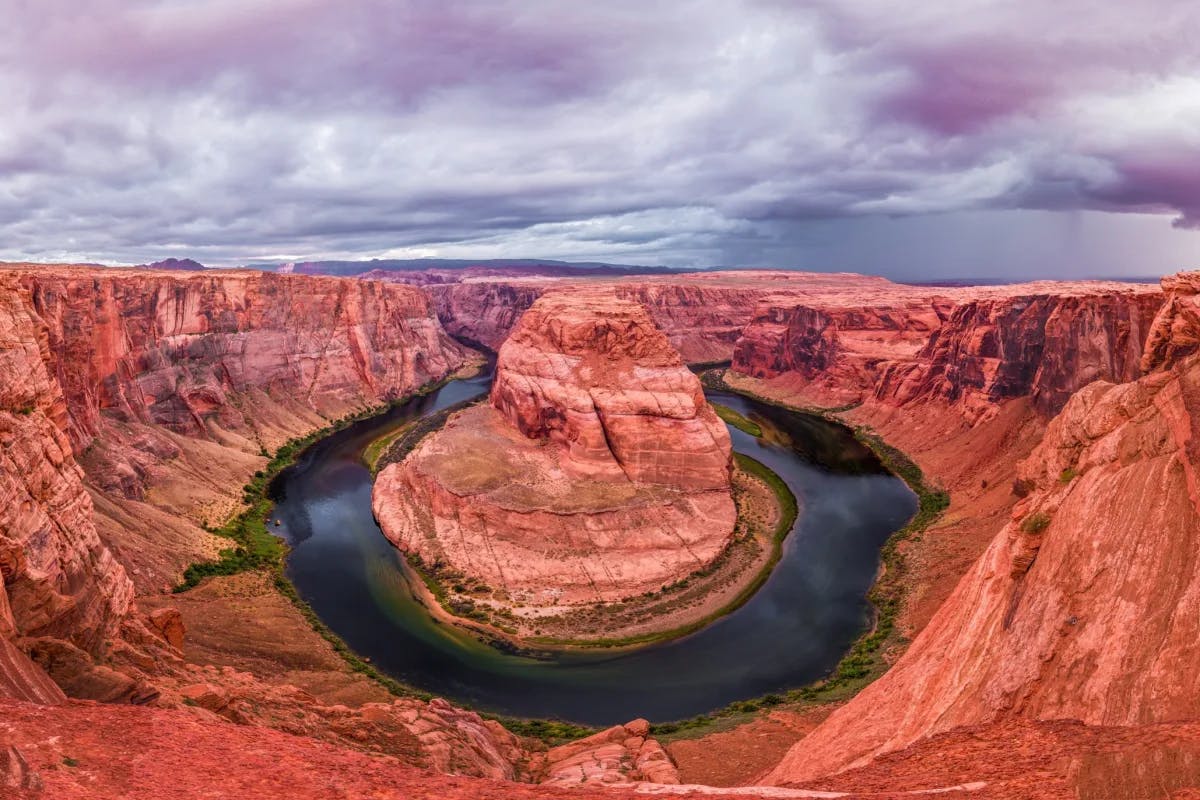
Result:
[0, 0, 1197, 280]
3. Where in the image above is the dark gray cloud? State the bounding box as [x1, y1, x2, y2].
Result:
[0, 0, 1197, 277]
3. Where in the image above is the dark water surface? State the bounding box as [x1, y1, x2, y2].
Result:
[269, 372, 916, 724]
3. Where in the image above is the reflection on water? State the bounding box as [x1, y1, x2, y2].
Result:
[268, 373, 917, 725]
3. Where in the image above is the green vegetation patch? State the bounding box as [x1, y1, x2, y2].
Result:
[173, 415, 366, 592]
[363, 423, 412, 474]
[1021, 511, 1052, 534]
[712, 402, 764, 437]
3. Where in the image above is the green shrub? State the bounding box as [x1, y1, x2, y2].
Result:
[1021, 512, 1052, 534]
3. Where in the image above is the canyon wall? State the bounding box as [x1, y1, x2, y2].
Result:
[14, 267, 473, 581]
[731, 295, 950, 405]
[0, 266, 472, 699]
[0, 274, 134, 666]
[874, 291, 1165, 420]
[428, 281, 545, 352]
[425, 271, 900, 365]
[428, 279, 768, 363]
[611, 282, 778, 364]
[23, 269, 470, 454]
[766, 274, 1199, 784]
[729, 285, 1163, 422]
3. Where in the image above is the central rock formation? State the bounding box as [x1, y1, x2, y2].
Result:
[489, 292, 733, 490]
[374, 291, 736, 607]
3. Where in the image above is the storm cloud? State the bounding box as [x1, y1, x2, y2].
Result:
[1, 0, 1197, 278]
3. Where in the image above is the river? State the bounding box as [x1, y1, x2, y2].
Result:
[267, 370, 916, 725]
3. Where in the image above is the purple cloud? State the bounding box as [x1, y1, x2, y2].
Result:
[0, 0, 1196, 277]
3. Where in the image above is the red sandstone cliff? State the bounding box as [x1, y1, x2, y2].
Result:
[23, 269, 469, 455]
[765, 273, 1200, 784]
[610, 282, 781, 364]
[729, 283, 1163, 423]
[428, 281, 545, 351]
[424, 271, 902, 365]
[428, 278, 769, 363]
[11, 267, 474, 596]
[0, 266, 472, 698]
[731, 294, 950, 405]
[874, 290, 1164, 420]
[0, 274, 134, 672]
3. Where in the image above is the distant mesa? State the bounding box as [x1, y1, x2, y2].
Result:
[264, 257, 692, 281]
[137, 257, 207, 271]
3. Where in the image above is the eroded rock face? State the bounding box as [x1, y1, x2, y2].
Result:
[765, 274, 1200, 784]
[875, 291, 1164, 420]
[731, 295, 949, 404]
[729, 284, 1163, 422]
[429, 279, 765, 364]
[22, 268, 469, 454]
[0, 274, 134, 672]
[611, 283, 776, 364]
[1142, 271, 1200, 372]
[539, 719, 680, 787]
[429, 281, 545, 351]
[491, 291, 732, 489]
[0, 694, 700, 800]
[0, 265, 471, 703]
[374, 290, 736, 605]
[425, 271, 896, 365]
[0, 638, 65, 706]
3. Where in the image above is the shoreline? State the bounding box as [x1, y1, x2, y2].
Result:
[647, 369, 950, 737]
[390, 450, 799, 655]
[172, 364, 946, 742]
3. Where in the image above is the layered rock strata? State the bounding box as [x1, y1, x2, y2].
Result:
[0, 265, 471, 700]
[729, 283, 1163, 422]
[12, 265, 472, 588]
[731, 294, 951, 405]
[429, 281, 545, 352]
[21, 267, 469, 456]
[874, 290, 1164, 420]
[424, 270, 904, 364]
[374, 291, 736, 606]
[539, 718, 679, 786]
[766, 272, 1200, 784]
[0, 273, 134, 684]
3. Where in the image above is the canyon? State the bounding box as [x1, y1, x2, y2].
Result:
[5, 262, 1200, 798]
